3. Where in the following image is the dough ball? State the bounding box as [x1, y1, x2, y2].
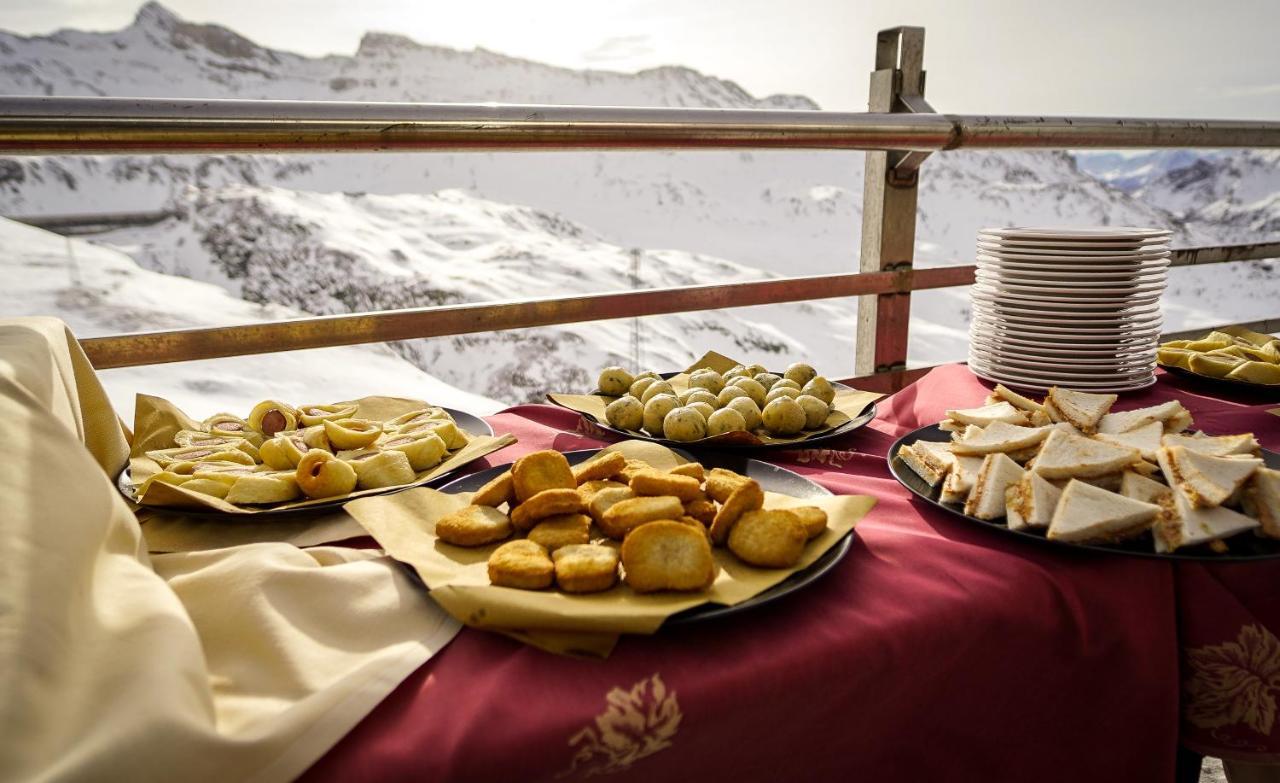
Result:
[723, 364, 749, 381]
[706, 408, 747, 436]
[726, 396, 763, 431]
[598, 366, 634, 396]
[784, 362, 818, 386]
[716, 385, 751, 407]
[802, 376, 836, 405]
[685, 389, 719, 408]
[729, 377, 767, 408]
[688, 369, 725, 395]
[642, 394, 680, 436]
[605, 395, 644, 430]
[773, 378, 802, 392]
[630, 376, 658, 398]
[762, 397, 806, 436]
[640, 380, 676, 404]
[687, 401, 716, 422]
[765, 386, 801, 405]
[795, 394, 831, 429]
[663, 407, 708, 442]
[744, 363, 769, 377]
[753, 372, 782, 390]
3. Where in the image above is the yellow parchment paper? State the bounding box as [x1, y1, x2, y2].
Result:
[127, 393, 516, 515]
[547, 350, 883, 446]
[345, 440, 876, 647]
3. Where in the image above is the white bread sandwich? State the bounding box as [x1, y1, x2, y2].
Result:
[992, 384, 1046, 414]
[1097, 400, 1189, 435]
[950, 421, 1052, 457]
[1095, 420, 1163, 462]
[899, 440, 955, 487]
[945, 401, 1029, 427]
[1163, 432, 1261, 458]
[1157, 445, 1263, 509]
[1046, 480, 1162, 544]
[1046, 387, 1117, 434]
[1120, 470, 1173, 507]
[1032, 429, 1141, 480]
[1153, 487, 1260, 553]
[963, 453, 1025, 520]
[1004, 472, 1062, 531]
[1243, 467, 1280, 539]
[939, 454, 985, 505]
[939, 419, 964, 432]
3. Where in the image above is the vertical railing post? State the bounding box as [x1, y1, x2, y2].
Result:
[855, 26, 930, 385]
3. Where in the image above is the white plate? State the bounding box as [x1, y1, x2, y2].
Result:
[967, 330, 1160, 351]
[972, 312, 1162, 331]
[971, 316, 1163, 337]
[979, 226, 1172, 242]
[970, 286, 1164, 306]
[976, 240, 1171, 256]
[968, 358, 1157, 388]
[969, 366, 1158, 394]
[972, 277, 1166, 296]
[971, 300, 1161, 320]
[970, 349, 1155, 373]
[974, 269, 1168, 289]
[975, 260, 1171, 277]
[976, 249, 1171, 264]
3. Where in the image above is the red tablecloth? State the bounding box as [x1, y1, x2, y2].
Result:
[303, 365, 1280, 781]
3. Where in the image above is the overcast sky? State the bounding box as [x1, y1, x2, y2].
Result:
[3, 0, 1279, 119]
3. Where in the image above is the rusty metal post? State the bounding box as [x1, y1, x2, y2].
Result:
[855, 26, 929, 381]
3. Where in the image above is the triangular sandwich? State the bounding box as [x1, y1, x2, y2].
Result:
[939, 419, 963, 432]
[1097, 400, 1188, 435]
[1046, 480, 1161, 543]
[1032, 429, 1141, 479]
[1153, 487, 1260, 553]
[963, 453, 1025, 520]
[899, 440, 954, 488]
[992, 384, 1046, 414]
[1157, 445, 1263, 509]
[1120, 471, 1173, 506]
[1163, 432, 1261, 458]
[1243, 467, 1280, 539]
[945, 401, 1029, 427]
[1005, 472, 1062, 531]
[1095, 420, 1163, 462]
[939, 455, 984, 506]
[950, 421, 1051, 456]
[1046, 387, 1117, 434]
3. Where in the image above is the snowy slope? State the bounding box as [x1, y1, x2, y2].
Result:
[0, 216, 501, 420]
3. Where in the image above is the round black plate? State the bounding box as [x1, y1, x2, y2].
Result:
[582, 372, 877, 451]
[888, 423, 1280, 561]
[1159, 363, 1280, 399]
[436, 449, 853, 624]
[119, 406, 496, 515]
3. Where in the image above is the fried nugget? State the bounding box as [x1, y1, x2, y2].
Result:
[509, 488, 586, 531]
[571, 451, 628, 485]
[527, 513, 592, 552]
[684, 497, 717, 525]
[436, 505, 513, 547]
[728, 509, 807, 568]
[706, 467, 751, 503]
[629, 469, 704, 502]
[511, 450, 575, 503]
[577, 479, 628, 505]
[553, 544, 620, 593]
[668, 462, 706, 482]
[708, 479, 764, 545]
[619, 458, 654, 483]
[789, 506, 829, 539]
[472, 470, 515, 507]
[599, 495, 684, 540]
[487, 540, 554, 589]
[588, 486, 636, 526]
[621, 521, 717, 593]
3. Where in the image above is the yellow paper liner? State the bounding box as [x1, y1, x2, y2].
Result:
[126, 393, 516, 515]
[547, 350, 883, 446]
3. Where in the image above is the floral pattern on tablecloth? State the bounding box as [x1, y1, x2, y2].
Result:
[1186, 624, 1280, 739]
[558, 674, 681, 778]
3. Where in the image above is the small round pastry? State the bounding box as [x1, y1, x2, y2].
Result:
[301, 425, 332, 452]
[323, 418, 383, 450]
[633, 370, 661, 382]
[744, 363, 769, 377]
[802, 376, 837, 406]
[726, 396, 763, 431]
[354, 450, 416, 490]
[796, 394, 831, 429]
[723, 364, 749, 381]
[436, 505, 513, 547]
[295, 449, 359, 498]
[783, 362, 819, 387]
[663, 406, 708, 442]
[686, 401, 716, 422]
[728, 509, 807, 568]
[729, 377, 767, 408]
[298, 403, 357, 427]
[225, 472, 301, 505]
[753, 372, 782, 391]
[765, 386, 801, 405]
[203, 413, 257, 441]
[407, 419, 468, 450]
[706, 407, 747, 436]
[762, 396, 806, 436]
[716, 385, 750, 407]
[597, 366, 635, 396]
[259, 434, 308, 469]
[640, 380, 676, 404]
[247, 400, 300, 437]
[688, 369, 726, 395]
[382, 432, 448, 471]
[684, 389, 719, 408]
[605, 395, 645, 430]
[772, 378, 802, 392]
[629, 376, 658, 399]
[642, 394, 680, 436]
[487, 540, 554, 590]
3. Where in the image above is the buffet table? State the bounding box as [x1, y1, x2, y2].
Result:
[304, 363, 1280, 782]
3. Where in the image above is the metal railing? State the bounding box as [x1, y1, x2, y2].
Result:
[3, 25, 1279, 389]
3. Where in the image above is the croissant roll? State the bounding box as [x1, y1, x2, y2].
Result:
[248, 400, 300, 437]
[190, 464, 260, 486]
[298, 403, 358, 427]
[382, 432, 448, 471]
[354, 450, 416, 490]
[399, 419, 468, 450]
[388, 408, 451, 428]
[259, 434, 309, 470]
[295, 449, 359, 498]
[225, 472, 300, 505]
[301, 425, 333, 452]
[202, 413, 257, 441]
[323, 418, 383, 450]
[146, 446, 257, 468]
[179, 479, 232, 499]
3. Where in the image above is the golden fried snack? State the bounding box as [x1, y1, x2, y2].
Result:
[259, 434, 309, 470]
[436, 505, 512, 547]
[705, 467, 750, 503]
[298, 403, 357, 427]
[640, 381, 676, 404]
[726, 397, 763, 431]
[354, 450, 416, 490]
[789, 506, 829, 539]
[323, 418, 383, 450]
[753, 372, 782, 390]
[382, 432, 448, 471]
[709, 479, 765, 545]
[784, 362, 818, 387]
[599, 495, 684, 540]
[203, 412, 254, 439]
[629, 469, 703, 502]
[688, 368, 726, 395]
[553, 544, 620, 593]
[728, 509, 808, 568]
[796, 395, 831, 429]
[571, 451, 628, 485]
[248, 400, 300, 437]
[295, 449, 359, 498]
[622, 521, 717, 593]
[642, 394, 680, 436]
[512, 450, 576, 503]
[802, 377, 837, 406]
[605, 396, 644, 430]
[762, 397, 806, 436]
[588, 487, 636, 525]
[472, 470, 515, 507]
[598, 366, 635, 396]
[729, 377, 768, 408]
[684, 497, 718, 525]
[706, 408, 748, 436]
[527, 513, 592, 552]
[618, 458, 654, 483]
[487, 540, 554, 590]
[578, 479, 628, 505]
[510, 488, 586, 531]
[225, 472, 301, 505]
[669, 462, 706, 482]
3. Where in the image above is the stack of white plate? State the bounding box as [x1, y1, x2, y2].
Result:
[967, 227, 1172, 392]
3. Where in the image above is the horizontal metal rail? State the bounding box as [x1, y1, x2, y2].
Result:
[3, 97, 1280, 155]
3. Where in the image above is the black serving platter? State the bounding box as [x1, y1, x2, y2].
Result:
[888, 423, 1280, 561]
[1159, 363, 1280, 400]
